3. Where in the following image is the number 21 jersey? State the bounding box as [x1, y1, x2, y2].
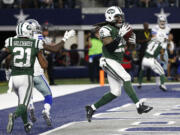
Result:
[5, 37, 43, 76]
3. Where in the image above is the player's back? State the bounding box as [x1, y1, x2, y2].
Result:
[5, 36, 43, 76]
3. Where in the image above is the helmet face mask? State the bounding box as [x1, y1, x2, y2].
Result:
[25, 19, 42, 34]
[105, 6, 125, 27]
[158, 15, 167, 29]
[16, 22, 33, 38]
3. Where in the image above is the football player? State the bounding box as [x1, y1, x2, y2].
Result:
[138, 15, 170, 91]
[153, 15, 171, 87]
[25, 19, 75, 126]
[85, 6, 153, 122]
[0, 21, 48, 133]
[138, 36, 167, 91]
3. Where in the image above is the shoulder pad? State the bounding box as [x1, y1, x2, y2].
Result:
[5, 37, 12, 48]
[99, 26, 111, 39]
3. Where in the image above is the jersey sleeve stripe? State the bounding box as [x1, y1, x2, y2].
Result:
[37, 40, 40, 49]
[35, 39, 38, 48]
[103, 26, 111, 31]
[10, 37, 12, 46]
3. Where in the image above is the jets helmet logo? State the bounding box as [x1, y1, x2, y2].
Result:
[107, 9, 115, 14]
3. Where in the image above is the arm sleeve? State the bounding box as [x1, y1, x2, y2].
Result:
[38, 40, 44, 50]
[99, 27, 111, 39]
[5, 38, 10, 48]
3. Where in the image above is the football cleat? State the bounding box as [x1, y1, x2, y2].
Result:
[24, 122, 33, 133]
[7, 113, 14, 134]
[29, 109, 37, 123]
[137, 84, 142, 89]
[42, 110, 52, 127]
[85, 105, 95, 122]
[159, 84, 167, 92]
[137, 102, 153, 114]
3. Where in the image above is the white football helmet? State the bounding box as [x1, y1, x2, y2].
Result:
[158, 15, 167, 29]
[16, 21, 33, 38]
[105, 6, 125, 27]
[25, 19, 41, 34]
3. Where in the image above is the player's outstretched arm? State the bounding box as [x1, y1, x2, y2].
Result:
[0, 48, 10, 64]
[37, 50, 48, 69]
[43, 30, 76, 53]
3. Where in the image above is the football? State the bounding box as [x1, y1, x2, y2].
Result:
[123, 28, 133, 41]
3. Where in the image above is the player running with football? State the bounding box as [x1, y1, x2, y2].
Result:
[85, 6, 153, 122]
[0, 21, 48, 133]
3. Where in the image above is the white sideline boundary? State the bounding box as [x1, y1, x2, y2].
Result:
[0, 82, 179, 110]
[0, 84, 100, 110]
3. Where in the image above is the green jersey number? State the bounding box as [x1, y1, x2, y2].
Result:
[13, 47, 31, 67]
[146, 42, 158, 55]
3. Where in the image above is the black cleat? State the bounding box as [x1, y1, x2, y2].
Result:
[85, 105, 95, 122]
[159, 84, 167, 92]
[137, 102, 153, 114]
[29, 109, 37, 123]
[137, 84, 142, 89]
[24, 122, 33, 133]
[42, 111, 52, 127]
[7, 113, 14, 134]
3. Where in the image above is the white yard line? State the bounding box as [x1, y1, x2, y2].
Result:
[39, 121, 87, 135]
[0, 84, 99, 110]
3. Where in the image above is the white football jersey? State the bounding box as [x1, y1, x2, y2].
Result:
[33, 33, 46, 76]
[151, 24, 171, 48]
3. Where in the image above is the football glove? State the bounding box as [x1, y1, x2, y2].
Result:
[118, 24, 131, 37]
[62, 30, 76, 42]
[5, 69, 11, 81]
[128, 33, 136, 44]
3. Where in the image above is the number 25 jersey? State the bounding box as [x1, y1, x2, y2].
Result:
[5, 37, 43, 76]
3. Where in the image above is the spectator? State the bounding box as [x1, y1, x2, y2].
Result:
[167, 33, 177, 80]
[69, 44, 80, 66]
[21, 0, 39, 8]
[42, 24, 55, 85]
[121, 47, 134, 82]
[88, 27, 103, 83]
[155, 0, 169, 8]
[1, 0, 14, 8]
[40, 0, 54, 8]
[136, 0, 155, 8]
[137, 22, 152, 81]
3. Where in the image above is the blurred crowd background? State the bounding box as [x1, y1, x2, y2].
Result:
[0, 0, 180, 83]
[0, 0, 179, 8]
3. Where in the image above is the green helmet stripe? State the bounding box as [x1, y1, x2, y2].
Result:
[37, 40, 40, 49]
[18, 23, 21, 35]
[20, 22, 24, 35]
[117, 7, 122, 14]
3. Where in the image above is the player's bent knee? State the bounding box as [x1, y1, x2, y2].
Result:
[123, 74, 131, 82]
[111, 90, 121, 97]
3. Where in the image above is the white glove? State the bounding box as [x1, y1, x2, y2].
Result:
[62, 29, 76, 42]
[128, 33, 136, 44]
[118, 24, 131, 37]
[5, 69, 11, 81]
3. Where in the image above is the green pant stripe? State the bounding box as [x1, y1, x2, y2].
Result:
[26, 76, 33, 106]
[105, 62, 124, 82]
[154, 60, 164, 75]
[26, 77, 33, 106]
[23, 76, 32, 106]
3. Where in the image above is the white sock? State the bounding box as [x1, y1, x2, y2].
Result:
[91, 104, 96, 111]
[156, 76, 160, 85]
[44, 103, 51, 114]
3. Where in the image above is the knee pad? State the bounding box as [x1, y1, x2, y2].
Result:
[123, 74, 131, 82]
[111, 89, 121, 97]
[44, 95, 52, 105]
